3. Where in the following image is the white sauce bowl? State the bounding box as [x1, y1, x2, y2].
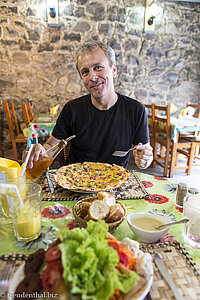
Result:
[127, 213, 171, 243]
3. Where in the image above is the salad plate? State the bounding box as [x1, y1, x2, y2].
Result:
[8, 249, 153, 300]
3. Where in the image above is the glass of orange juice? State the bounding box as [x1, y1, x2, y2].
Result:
[11, 182, 42, 242]
[0, 169, 26, 217]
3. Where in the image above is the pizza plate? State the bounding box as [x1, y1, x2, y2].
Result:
[54, 162, 128, 194]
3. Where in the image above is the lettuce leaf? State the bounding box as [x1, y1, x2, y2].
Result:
[57, 220, 139, 300]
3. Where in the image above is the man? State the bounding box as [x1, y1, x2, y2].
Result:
[23, 40, 153, 169]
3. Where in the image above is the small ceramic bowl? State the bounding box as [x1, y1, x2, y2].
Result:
[127, 213, 171, 243]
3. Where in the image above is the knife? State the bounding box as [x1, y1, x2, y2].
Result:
[45, 170, 54, 194]
[154, 254, 184, 300]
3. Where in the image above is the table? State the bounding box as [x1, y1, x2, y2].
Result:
[0, 171, 200, 299]
[23, 114, 56, 146]
[170, 116, 200, 143]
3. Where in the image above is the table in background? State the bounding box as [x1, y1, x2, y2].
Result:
[23, 114, 56, 145]
[170, 116, 200, 143]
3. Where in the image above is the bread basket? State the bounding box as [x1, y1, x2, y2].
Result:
[72, 196, 127, 233]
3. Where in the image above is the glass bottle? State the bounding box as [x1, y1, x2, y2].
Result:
[175, 183, 188, 208]
[26, 135, 75, 179]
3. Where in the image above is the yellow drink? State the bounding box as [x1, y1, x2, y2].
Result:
[14, 211, 41, 241]
[11, 182, 42, 242]
[1, 194, 10, 216]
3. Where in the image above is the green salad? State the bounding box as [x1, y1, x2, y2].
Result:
[56, 220, 139, 300]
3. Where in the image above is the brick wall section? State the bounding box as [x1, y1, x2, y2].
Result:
[0, 0, 199, 153]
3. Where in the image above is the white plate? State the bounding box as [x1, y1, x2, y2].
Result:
[8, 251, 153, 300]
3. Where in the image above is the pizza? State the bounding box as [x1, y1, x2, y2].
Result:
[55, 162, 128, 192]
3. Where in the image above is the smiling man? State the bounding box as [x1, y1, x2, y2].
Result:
[23, 39, 153, 170]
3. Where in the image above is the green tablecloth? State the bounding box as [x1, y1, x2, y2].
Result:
[0, 172, 200, 269]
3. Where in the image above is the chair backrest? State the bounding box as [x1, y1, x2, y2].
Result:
[143, 103, 157, 144]
[143, 103, 155, 128]
[186, 103, 200, 118]
[22, 102, 34, 126]
[153, 104, 171, 143]
[3, 101, 21, 138]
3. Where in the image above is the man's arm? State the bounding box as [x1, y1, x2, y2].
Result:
[22, 135, 61, 169]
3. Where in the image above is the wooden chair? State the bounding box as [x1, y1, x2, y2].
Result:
[152, 104, 194, 177]
[181, 103, 200, 162]
[3, 101, 27, 162]
[22, 102, 34, 126]
[143, 103, 155, 146]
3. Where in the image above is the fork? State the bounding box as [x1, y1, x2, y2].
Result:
[0, 261, 15, 296]
[112, 147, 137, 157]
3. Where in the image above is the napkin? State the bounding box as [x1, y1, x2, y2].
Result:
[50, 104, 60, 117]
[181, 106, 195, 117]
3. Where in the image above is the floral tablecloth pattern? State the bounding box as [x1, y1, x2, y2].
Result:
[0, 172, 199, 269]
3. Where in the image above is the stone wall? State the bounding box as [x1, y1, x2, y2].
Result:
[0, 0, 200, 154]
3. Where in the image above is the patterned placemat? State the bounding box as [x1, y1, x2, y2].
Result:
[1, 242, 199, 300]
[36, 170, 149, 201]
[140, 241, 200, 299]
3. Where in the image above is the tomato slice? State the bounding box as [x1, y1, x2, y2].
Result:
[118, 251, 128, 267]
[45, 246, 61, 263]
[42, 261, 63, 292]
[108, 241, 120, 252]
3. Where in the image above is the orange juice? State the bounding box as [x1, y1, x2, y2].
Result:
[13, 211, 41, 241]
[26, 156, 54, 179]
[11, 182, 42, 241]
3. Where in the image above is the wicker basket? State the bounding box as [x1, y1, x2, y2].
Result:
[72, 196, 127, 233]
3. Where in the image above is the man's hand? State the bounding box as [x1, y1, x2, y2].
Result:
[133, 142, 153, 169]
[22, 143, 48, 169]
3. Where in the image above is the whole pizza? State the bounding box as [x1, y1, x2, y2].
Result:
[55, 162, 128, 192]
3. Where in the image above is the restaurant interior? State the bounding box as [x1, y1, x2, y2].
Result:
[0, 0, 200, 299]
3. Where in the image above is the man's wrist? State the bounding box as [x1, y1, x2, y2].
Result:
[137, 161, 148, 169]
[137, 157, 153, 169]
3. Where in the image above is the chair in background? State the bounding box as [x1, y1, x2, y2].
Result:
[3, 101, 27, 162]
[181, 103, 200, 164]
[152, 104, 194, 177]
[143, 103, 155, 146]
[22, 102, 34, 126]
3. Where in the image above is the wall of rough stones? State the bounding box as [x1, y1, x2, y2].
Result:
[0, 0, 199, 154]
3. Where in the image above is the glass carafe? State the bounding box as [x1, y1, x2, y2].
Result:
[26, 135, 75, 179]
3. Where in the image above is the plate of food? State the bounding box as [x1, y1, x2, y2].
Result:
[54, 162, 129, 193]
[8, 221, 153, 300]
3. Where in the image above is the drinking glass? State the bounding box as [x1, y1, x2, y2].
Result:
[11, 182, 42, 242]
[183, 193, 200, 249]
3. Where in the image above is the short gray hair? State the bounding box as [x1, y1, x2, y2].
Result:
[76, 39, 116, 72]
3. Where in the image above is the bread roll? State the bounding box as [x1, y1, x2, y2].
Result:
[79, 201, 91, 219]
[105, 204, 124, 223]
[89, 200, 110, 221]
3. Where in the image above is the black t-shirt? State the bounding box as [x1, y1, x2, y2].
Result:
[52, 93, 149, 168]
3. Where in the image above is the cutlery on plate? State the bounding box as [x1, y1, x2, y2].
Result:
[112, 147, 137, 157]
[154, 254, 184, 300]
[45, 170, 54, 194]
[155, 218, 189, 230]
[0, 261, 15, 295]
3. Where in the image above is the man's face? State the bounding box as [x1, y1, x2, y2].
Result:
[77, 48, 117, 99]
